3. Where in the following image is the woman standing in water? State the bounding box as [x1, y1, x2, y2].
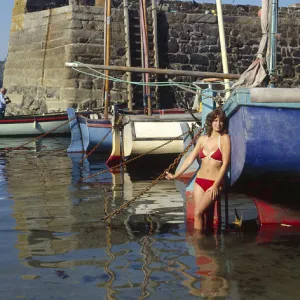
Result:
[166, 108, 231, 231]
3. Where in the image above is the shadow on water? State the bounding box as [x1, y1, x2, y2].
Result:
[1, 138, 300, 299]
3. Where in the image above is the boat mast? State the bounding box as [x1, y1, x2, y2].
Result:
[216, 0, 231, 98]
[142, 0, 152, 116]
[101, 0, 107, 109]
[269, 0, 278, 87]
[104, 0, 111, 120]
[123, 0, 133, 111]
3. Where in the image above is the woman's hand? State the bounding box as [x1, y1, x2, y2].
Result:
[207, 184, 219, 200]
[165, 171, 176, 180]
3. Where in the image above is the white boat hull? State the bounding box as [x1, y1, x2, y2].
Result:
[123, 117, 200, 157]
[0, 115, 70, 136]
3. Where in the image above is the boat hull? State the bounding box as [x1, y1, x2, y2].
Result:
[67, 108, 112, 153]
[122, 113, 202, 157]
[229, 105, 300, 185]
[0, 114, 70, 136]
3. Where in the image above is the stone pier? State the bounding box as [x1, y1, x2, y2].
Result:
[4, 1, 300, 114]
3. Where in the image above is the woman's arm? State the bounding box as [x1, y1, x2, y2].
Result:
[208, 134, 231, 198]
[166, 135, 205, 180]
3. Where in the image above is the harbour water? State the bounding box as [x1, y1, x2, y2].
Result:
[1, 137, 300, 299]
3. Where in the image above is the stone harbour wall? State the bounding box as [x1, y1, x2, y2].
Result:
[0, 62, 5, 87]
[5, 3, 125, 114]
[4, 1, 300, 114]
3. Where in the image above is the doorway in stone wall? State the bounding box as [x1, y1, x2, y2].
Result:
[26, 0, 69, 12]
[26, 0, 98, 13]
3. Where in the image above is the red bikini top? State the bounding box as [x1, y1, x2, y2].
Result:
[199, 135, 223, 162]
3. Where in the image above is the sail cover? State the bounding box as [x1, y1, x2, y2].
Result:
[232, 0, 270, 88]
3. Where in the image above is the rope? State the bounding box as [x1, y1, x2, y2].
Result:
[78, 124, 198, 183]
[5, 116, 76, 152]
[100, 126, 203, 222]
[78, 127, 113, 164]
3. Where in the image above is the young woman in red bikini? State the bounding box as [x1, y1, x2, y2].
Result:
[166, 108, 231, 231]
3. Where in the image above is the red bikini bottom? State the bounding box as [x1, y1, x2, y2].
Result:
[195, 178, 215, 192]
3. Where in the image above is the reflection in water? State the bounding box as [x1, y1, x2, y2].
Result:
[185, 229, 229, 297]
[1, 138, 300, 299]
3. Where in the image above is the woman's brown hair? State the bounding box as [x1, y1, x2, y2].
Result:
[205, 108, 226, 137]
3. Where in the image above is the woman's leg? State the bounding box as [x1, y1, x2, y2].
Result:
[194, 184, 214, 231]
[193, 183, 205, 230]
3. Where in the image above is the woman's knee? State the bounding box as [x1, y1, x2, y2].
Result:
[194, 209, 204, 218]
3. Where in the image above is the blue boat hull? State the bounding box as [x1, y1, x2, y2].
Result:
[67, 108, 112, 153]
[229, 105, 300, 185]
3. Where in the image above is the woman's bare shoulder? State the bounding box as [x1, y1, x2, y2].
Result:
[221, 134, 230, 143]
[197, 135, 207, 142]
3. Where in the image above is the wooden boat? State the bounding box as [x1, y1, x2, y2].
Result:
[67, 108, 112, 153]
[0, 113, 72, 136]
[106, 109, 202, 166]
[223, 87, 300, 185]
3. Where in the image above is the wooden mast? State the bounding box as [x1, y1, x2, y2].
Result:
[101, 0, 107, 109]
[123, 0, 133, 111]
[104, 0, 111, 120]
[151, 0, 159, 108]
[142, 0, 152, 116]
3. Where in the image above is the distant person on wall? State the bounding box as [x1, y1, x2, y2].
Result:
[0, 88, 11, 119]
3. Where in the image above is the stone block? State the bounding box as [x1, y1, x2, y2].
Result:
[293, 49, 300, 57]
[168, 38, 179, 53]
[93, 79, 103, 89]
[169, 29, 179, 38]
[44, 57, 66, 69]
[67, 19, 83, 29]
[187, 14, 217, 24]
[44, 68, 67, 79]
[60, 87, 92, 101]
[168, 54, 189, 64]
[293, 58, 300, 65]
[166, 12, 186, 24]
[190, 54, 209, 65]
[295, 65, 300, 73]
[73, 13, 94, 21]
[4, 75, 27, 86]
[46, 99, 68, 112]
[46, 87, 60, 99]
[179, 43, 193, 54]
[49, 12, 73, 25]
[47, 38, 74, 49]
[282, 64, 294, 78]
[283, 57, 293, 65]
[79, 80, 93, 89]
[6, 93, 24, 106]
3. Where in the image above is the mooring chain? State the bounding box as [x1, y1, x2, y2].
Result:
[78, 124, 198, 183]
[5, 116, 76, 152]
[100, 126, 204, 223]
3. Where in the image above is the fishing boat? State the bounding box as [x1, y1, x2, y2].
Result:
[67, 108, 113, 153]
[223, 87, 300, 185]
[0, 112, 71, 136]
[106, 109, 202, 166]
[223, 0, 300, 186]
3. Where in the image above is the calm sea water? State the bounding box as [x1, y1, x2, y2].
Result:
[1, 137, 300, 300]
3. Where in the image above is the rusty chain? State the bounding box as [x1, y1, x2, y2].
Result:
[6, 116, 76, 152]
[100, 126, 204, 223]
[78, 123, 199, 183]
